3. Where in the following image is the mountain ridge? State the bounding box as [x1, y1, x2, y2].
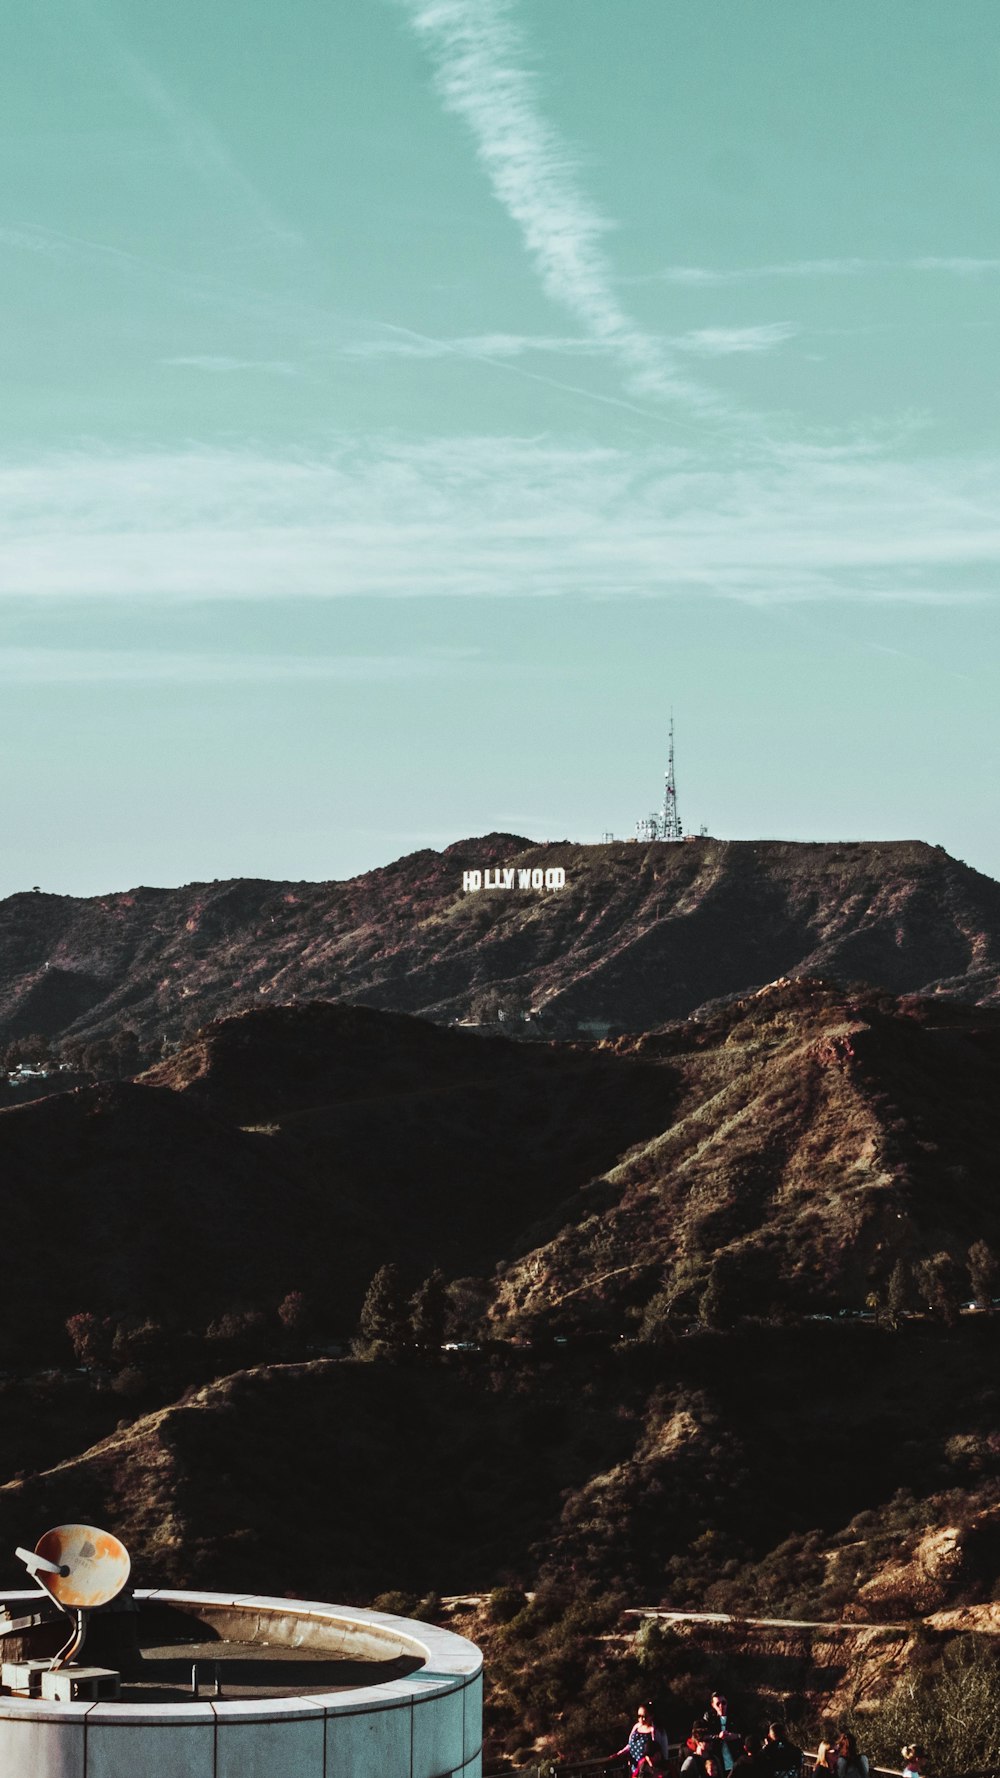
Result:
[2, 836, 999, 1049]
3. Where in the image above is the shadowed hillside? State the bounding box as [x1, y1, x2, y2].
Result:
[1, 837, 998, 1050]
[1, 1324, 997, 1656]
[1, 984, 998, 1359]
[0, 1002, 671, 1356]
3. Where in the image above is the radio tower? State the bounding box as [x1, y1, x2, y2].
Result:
[636, 715, 684, 841]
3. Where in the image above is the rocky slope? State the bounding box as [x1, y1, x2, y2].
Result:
[3, 1321, 998, 1613]
[2, 981, 999, 1357]
[489, 975, 1000, 1331]
[1, 837, 999, 1048]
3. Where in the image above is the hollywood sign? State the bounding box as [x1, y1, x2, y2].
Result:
[462, 867, 566, 892]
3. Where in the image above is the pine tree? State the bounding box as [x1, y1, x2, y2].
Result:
[410, 1269, 449, 1351]
[968, 1239, 998, 1309]
[914, 1252, 963, 1327]
[887, 1257, 914, 1324]
[357, 1263, 409, 1353]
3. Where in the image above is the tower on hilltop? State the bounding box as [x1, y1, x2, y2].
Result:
[636, 716, 683, 841]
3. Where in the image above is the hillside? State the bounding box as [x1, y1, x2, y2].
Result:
[0, 985, 998, 1769]
[1, 837, 999, 1049]
[0, 1002, 670, 1356]
[2, 1325, 997, 1613]
[488, 975, 1000, 1331]
[1, 1326, 998, 1770]
[1, 983, 998, 1360]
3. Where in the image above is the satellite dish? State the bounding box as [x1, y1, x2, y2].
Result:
[18, 1525, 131, 1611]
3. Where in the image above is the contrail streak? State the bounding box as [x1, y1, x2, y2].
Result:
[397, 0, 719, 414]
[68, 0, 299, 247]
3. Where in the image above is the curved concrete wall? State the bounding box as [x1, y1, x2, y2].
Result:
[0, 1590, 483, 1778]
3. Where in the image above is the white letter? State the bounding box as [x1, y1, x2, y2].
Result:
[518, 869, 532, 888]
[531, 869, 543, 888]
[502, 868, 515, 888]
[545, 867, 565, 889]
[463, 870, 481, 892]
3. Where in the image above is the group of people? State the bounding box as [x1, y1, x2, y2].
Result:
[612, 1692, 914, 1778]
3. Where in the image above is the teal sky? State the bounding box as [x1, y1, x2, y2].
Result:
[2, 0, 998, 893]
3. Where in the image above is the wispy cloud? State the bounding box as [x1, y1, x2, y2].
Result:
[163, 355, 298, 376]
[342, 332, 607, 361]
[68, 0, 298, 248]
[0, 437, 997, 605]
[0, 225, 62, 256]
[343, 323, 797, 363]
[0, 647, 476, 684]
[396, 0, 716, 412]
[677, 324, 799, 357]
[650, 257, 1000, 286]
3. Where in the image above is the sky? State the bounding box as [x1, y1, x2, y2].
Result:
[2, 0, 999, 894]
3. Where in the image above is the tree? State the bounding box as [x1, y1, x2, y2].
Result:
[65, 1310, 115, 1370]
[205, 1308, 269, 1371]
[277, 1289, 310, 1337]
[886, 1257, 914, 1324]
[410, 1269, 449, 1351]
[356, 1263, 409, 1354]
[914, 1252, 963, 1327]
[108, 1028, 144, 1080]
[701, 1244, 780, 1330]
[967, 1239, 998, 1308]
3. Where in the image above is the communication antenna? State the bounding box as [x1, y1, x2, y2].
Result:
[661, 713, 682, 841]
[16, 1525, 131, 1670]
[635, 714, 684, 842]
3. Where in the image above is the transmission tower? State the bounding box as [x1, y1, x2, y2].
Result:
[635, 715, 684, 841]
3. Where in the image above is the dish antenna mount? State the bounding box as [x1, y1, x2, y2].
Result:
[15, 1525, 131, 1669]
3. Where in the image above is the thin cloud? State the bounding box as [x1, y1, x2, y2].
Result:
[67, 0, 298, 247]
[343, 324, 797, 362]
[650, 257, 1000, 285]
[396, 0, 716, 412]
[0, 437, 997, 605]
[0, 648, 476, 685]
[163, 355, 298, 375]
[677, 323, 799, 357]
[0, 226, 62, 256]
[341, 332, 607, 361]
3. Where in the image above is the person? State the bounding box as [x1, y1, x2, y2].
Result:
[901, 1745, 925, 1778]
[835, 1732, 869, 1778]
[707, 1691, 741, 1773]
[682, 1723, 716, 1778]
[814, 1742, 838, 1778]
[728, 1736, 763, 1778]
[757, 1720, 803, 1778]
[613, 1702, 660, 1776]
[633, 1749, 668, 1777]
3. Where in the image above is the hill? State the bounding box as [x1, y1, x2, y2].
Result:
[1, 982, 998, 1360]
[3, 1324, 998, 1613]
[0, 985, 998, 1769]
[1, 1326, 998, 1770]
[1, 837, 999, 1050]
[0, 1001, 670, 1357]
[488, 975, 1000, 1332]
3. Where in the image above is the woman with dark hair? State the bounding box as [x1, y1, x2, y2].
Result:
[613, 1703, 663, 1776]
[835, 1732, 869, 1778]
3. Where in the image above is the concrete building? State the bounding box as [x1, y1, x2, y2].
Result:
[0, 1588, 483, 1777]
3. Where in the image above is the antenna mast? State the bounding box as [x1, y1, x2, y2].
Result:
[635, 715, 684, 841]
[662, 714, 682, 840]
